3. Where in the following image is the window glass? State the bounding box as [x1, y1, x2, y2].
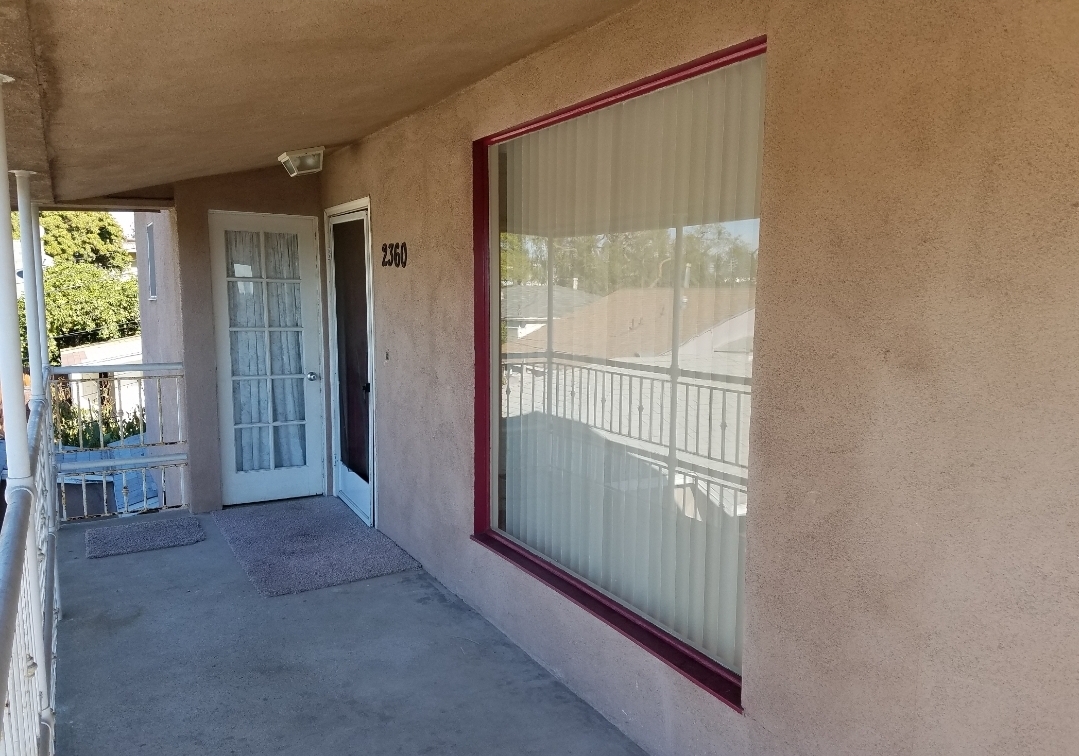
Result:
[493, 53, 765, 673]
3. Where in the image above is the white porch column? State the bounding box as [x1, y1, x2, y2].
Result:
[13, 172, 43, 399]
[0, 77, 32, 487]
[30, 202, 47, 368]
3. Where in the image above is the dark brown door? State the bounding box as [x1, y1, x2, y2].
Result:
[332, 218, 370, 482]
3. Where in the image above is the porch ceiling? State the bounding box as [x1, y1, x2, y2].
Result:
[0, 0, 52, 202]
[16, 0, 635, 202]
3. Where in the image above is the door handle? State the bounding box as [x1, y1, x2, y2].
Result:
[306, 371, 320, 381]
[362, 382, 371, 393]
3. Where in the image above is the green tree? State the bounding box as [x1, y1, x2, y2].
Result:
[12, 210, 130, 270]
[31, 261, 140, 361]
[12, 210, 140, 363]
[681, 225, 758, 287]
[500, 233, 539, 284]
[542, 224, 758, 296]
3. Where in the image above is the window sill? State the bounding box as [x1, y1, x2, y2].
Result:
[471, 529, 743, 713]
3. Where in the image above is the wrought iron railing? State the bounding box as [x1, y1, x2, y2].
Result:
[501, 352, 751, 484]
[49, 364, 188, 521]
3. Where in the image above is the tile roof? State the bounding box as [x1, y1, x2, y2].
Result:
[503, 285, 755, 359]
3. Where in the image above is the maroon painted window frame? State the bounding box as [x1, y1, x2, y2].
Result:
[472, 36, 766, 714]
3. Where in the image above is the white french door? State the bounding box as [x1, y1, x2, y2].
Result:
[209, 211, 326, 505]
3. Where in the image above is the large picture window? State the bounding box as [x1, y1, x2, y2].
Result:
[475, 41, 765, 702]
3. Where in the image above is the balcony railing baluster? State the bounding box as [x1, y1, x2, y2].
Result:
[49, 364, 188, 522]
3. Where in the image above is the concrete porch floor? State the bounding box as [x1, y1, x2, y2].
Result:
[55, 510, 647, 755]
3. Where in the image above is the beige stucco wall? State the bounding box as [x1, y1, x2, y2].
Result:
[317, 1, 1079, 755]
[172, 167, 323, 512]
[134, 210, 182, 365]
[133, 209, 185, 503]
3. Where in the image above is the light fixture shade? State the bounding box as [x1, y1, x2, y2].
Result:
[278, 146, 324, 177]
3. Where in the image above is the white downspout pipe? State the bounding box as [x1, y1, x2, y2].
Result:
[0, 76, 32, 489]
[13, 171, 43, 399]
[30, 202, 47, 370]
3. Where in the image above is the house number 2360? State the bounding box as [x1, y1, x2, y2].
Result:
[381, 242, 407, 268]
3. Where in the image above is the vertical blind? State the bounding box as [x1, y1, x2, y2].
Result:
[494, 53, 764, 673]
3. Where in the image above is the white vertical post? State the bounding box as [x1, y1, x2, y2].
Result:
[13, 172, 42, 399]
[0, 77, 32, 487]
[30, 202, 47, 369]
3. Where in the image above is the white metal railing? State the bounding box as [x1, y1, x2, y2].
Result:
[0, 79, 55, 755]
[0, 399, 57, 756]
[49, 364, 187, 521]
[0, 81, 193, 753]
[0, 363, 187, 751]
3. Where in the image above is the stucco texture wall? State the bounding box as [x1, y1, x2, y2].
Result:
[133, 209, 184, 501]
[133, 210, 182, 365]
[172, 167, 323, 513]
[320, 1, 1079, 754]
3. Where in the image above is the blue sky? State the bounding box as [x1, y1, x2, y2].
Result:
[111, 211, 134, 239]
[720, 219, 760, 250]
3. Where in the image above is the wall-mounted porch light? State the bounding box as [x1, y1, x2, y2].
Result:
[278, 146, 324, 177]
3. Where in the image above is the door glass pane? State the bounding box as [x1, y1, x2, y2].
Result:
[267, 283, 302, 327]
[228, 281, 265, 327]
[494, 53, 765, 675]
[230, 332, 268, 376]
[225, 225, 308, 473]
[233, 380, 270, 425]
[274, 425, 307, 468]
[269, 331, 303, 375]
[264, 232, 300, 279]
[272, 379, 306, 422]
[331, 219, 370, 482]
[235, 426, 271, 472]
[226, 230, 261, 277]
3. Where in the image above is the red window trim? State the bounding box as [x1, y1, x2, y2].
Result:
[472, 37, 765, 714]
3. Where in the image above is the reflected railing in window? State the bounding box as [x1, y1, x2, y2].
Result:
[501, 354, 750, 479]
[498, 351, 750, 667]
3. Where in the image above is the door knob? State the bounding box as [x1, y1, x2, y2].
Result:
[306, 371, 320, 381]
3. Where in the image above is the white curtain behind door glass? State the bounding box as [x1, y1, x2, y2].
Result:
[226, 230, 307, 471]
[265, 232, 306, 468]
[496, 54, 764, 673]
[227, 231, 272, 472]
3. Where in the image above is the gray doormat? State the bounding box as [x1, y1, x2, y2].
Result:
[86, 516, 206, 558]
[213, 497, 420, 597]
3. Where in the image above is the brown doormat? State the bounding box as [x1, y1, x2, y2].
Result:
[213, 496, 419, 597]
[85, 516, 205, 558]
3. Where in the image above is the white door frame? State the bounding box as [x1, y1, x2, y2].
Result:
[324, 197, 377, 526]
[209, 209, 327, 504]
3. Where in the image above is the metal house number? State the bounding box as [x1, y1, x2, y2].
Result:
[381, 242, 407, 268]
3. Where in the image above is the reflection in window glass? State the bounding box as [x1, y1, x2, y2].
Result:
[493, 54, 765, 673]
